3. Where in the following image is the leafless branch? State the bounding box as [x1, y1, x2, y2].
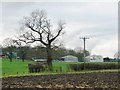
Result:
[18, 10, 65, 47]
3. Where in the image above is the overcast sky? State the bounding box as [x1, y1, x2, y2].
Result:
[0, 0, 119, 58]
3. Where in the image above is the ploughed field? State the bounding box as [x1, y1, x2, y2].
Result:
[2, 72, 119, 90]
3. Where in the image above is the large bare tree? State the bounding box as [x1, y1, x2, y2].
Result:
[18, 10, 65, 70]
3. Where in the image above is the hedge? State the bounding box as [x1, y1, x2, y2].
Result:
[69, 62, 120, 71]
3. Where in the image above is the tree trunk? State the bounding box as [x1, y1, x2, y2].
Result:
[21, 50, 25, 62]
[9, 52, 12, 62]
[46, 45, 53, 71]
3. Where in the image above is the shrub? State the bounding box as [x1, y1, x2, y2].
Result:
[28, 62, 47, 73]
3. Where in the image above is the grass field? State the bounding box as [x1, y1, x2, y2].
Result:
[1, 58, 119, 77]
[1, 58, 73, 77]
[1, 59, 32, 77]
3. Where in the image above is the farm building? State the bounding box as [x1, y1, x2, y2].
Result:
[60, 55, 78, 62]
[85, 55, 103, 62]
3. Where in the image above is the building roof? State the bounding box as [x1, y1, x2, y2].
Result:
[61, 55, 78, 58]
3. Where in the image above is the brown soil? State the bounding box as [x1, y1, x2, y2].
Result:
[1, 72, 120, 90]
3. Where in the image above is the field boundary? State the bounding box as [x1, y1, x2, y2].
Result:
[1, 69, 119, 78]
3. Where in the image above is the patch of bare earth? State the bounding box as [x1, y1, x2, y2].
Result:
[2, 72, 119, 90]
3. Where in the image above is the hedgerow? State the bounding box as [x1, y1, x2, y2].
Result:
[69, 62, 120, 71]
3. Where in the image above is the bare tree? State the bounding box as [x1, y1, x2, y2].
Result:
[2, 38, 16, 62]
[17, 10, 65, 70]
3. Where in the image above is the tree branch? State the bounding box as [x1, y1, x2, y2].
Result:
[26, 25, 47, 46]
[50, 28, 63, 43]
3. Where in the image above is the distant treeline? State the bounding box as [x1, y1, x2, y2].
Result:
[2, 46, 90, 61]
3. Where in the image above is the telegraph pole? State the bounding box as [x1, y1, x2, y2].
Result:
[80, 37, 89, 70]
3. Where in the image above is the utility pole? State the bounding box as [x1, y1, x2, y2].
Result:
[117, 51, 120, 60]
[80, 37, 89, 70]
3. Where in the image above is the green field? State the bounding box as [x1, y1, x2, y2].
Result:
[1, 58, 119, 77]
[1, 58, 73, 77]
[2, 59, 32, 76]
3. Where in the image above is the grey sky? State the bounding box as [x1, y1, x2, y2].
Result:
[1, 0, 118, 58]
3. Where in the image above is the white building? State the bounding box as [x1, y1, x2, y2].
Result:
[60, 55, 78, 62]
[85, 55, 103, 62]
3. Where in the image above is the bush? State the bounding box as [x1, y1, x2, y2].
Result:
[69, 62, 120, 71]
[28, 62, 47, 73]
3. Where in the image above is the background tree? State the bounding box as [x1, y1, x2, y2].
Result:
[0, 44, 2, 58]
[13, 40, 30, 62]
[2, 38, 16, 62]
[17, 10, 65, 70]
[52, 47, 67, 60]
